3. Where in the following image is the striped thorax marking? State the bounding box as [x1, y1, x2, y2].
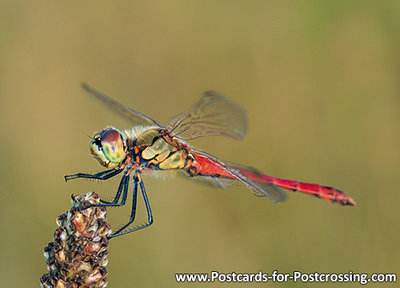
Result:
[133, 128, 188, 170]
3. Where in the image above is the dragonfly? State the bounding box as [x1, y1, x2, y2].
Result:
[65, 83, 355, 239]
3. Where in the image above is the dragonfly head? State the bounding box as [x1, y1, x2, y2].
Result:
[90, 127, 126, 168]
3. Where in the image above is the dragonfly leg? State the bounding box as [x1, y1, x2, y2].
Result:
[79, 174, 130, 210]
[64, 168, 123, 182]
[99, 173, 128, 205]
[108, 174, 153, 239]
[108, 175, 139, 237]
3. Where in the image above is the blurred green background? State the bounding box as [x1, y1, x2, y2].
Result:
[1, 1, 399, 287]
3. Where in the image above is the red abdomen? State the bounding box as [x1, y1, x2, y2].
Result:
[190, 153, 355, 206]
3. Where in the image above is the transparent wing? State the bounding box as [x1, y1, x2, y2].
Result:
[223, 161, 288, 202]
[167, 91, 248, 140]
[180, 170, 237, 189]
[82, 82, 163, 127]
[192, 150, 287, 202]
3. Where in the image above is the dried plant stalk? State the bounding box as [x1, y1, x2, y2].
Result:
[41, 192, 112, 288]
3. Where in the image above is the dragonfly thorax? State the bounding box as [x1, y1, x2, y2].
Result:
[134, 128, 164, 150]
[126, 127, 189, 170]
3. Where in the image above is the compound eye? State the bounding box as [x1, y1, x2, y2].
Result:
[100, 129, 126, 164]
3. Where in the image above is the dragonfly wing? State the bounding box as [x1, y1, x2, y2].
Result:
[179, 170, 236, 189]
[192, 150, 287, 202]
[81, 82, 163, 127]
[223, 161, 288, 202]
[167, 91, 248, 140]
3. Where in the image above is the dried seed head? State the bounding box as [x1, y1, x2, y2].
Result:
[41, 192, 111, 288]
